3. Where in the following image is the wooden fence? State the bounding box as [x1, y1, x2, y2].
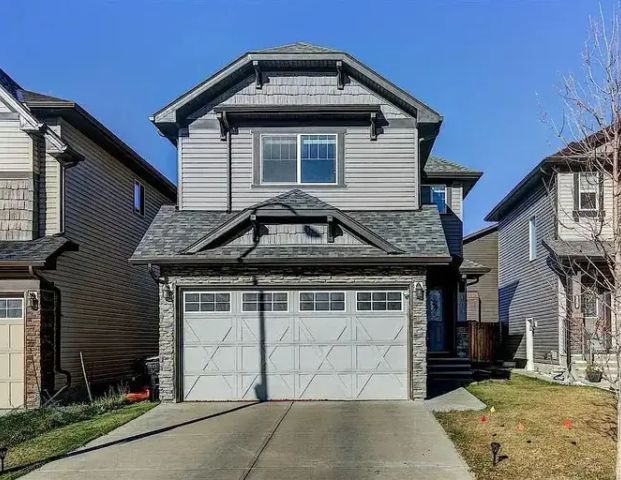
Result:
[469, 321, 498, 363]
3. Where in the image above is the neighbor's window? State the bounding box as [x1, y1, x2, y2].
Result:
[528, 216, 537, 261]
[421, 185, 447, 213]
[299, 291, 345, 311]
[133, 180, 145, 216]
[261, 134, 337, 184]
[0, 298, 23, 319]
[356, 291, 403, 311]
[242, 292, 288, 312]
[184, 292, 231, 313]
[578, 172, 599, 211]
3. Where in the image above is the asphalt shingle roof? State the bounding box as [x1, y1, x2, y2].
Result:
[132, 190, 451, 264]
[543, 239, 610, 258]
[459, 258, 491, 274]
[424, 156, 479, 175]
[255, 42, 340, 54]
[0, 236, 73, 266]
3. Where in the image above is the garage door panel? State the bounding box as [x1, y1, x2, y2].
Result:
[241, 374, 294, 400]
[182, 288, 408, 400]
[240, 317, 292, 342]
[299, 345, 351, 371]
[298, 317, 350, 343]
[185, 375, 235, 401]
[356, 345, 406, 370]
[356, 374, 406, 400]
[355, 316, 406, 341]
[0, 303, 24, 408]
[183, 345, 236, 373]
[241, 345, 295, 371]
[184, 317, 234, 344]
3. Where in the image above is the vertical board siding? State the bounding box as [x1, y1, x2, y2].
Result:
[42, 119, 171, 386]
[464, 230, 499, 323]
[181, 126, 417, 211]
[0, 119, 32, 171]
[498, 183, 559, 363]
[191, 73, 407, 120]
[557, 172, 614, 240]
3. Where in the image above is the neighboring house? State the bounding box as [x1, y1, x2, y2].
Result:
[0, 69, 176, 408]
[463, 225, 498, 324]
[132, 42, 482, 401]
[485, 133, 614, 375]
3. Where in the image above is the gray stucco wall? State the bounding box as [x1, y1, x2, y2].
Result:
[498, 182, 559, 363]
[157, 265, 428, 401]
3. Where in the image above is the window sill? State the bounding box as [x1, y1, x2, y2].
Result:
[251, 183, 346, 189]
[572, 210, 605, 221]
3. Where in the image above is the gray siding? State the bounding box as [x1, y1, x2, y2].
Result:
[498, 182, 559, 363]
[38, 123, 61, 236]
[0, 118, 33, 172]
[42, 119, 171, 387]
[441, 214, 463, 258]
[464, 229, 498, 323]
[181, 126, 418, 211]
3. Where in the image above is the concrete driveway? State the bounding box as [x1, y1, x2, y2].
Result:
[24, 401, 472, 480]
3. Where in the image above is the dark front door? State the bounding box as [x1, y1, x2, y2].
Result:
[427, 288, 445, 352]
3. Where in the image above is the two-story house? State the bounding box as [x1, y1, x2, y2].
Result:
[0, 69, 176, 408]
[131, 43, 482, 401]
[486, 132, 614, 377]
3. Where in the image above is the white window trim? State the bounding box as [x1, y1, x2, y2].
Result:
[260, 133, 338, 186]
[0, 297, 24, 319]
[422, 184, 447, 214]
[355, 290, 404, 312]
[183, 291, 232, 314]
[528, 216, 537, 262]
[578, 172, 599, 211]
[133, 180, 145, 217]
[297, 291, 346, 313]
[241, 291, 290, 313]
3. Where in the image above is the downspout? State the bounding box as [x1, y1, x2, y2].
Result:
[227, 129, 232, 213]
[28, 266, 71, 403]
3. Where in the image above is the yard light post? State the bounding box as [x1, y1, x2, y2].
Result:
[0, 446, 7, 473]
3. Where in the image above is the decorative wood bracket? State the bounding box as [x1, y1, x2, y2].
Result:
[336, 61, 344, 90]
[216, 111, 229, 141]
[253, 61, 262, 89]
[370, 112, 378, 141]
[327, 215, 335, 243]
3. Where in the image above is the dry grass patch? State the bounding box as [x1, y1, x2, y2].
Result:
[435, 374, 616, 480]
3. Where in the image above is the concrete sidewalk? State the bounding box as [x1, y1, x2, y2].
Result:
[23, 401, 473, 480]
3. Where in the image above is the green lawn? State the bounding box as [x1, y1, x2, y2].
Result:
[435, 374, 616, 480]
[0, 399, 156, 480]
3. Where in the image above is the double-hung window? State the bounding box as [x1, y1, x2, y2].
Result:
[261, 134, 337, 185]
[421, 185, 447, 213]
[578, 172, 599, 211]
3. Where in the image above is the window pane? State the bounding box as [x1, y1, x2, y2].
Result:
[243, 293, 257, 302]
[300, 292, 313, 302]
[357, 301, 372, 311]
[300, 135, 336, 184]
[185, 303, 199, 312]
[215, 293, 229, 302]
[357, 292, 371, 302]
[273, 302, 287, 312]
[201, 293, 215, 303]
[300, 301, 314, 311]
[243, 302, 258, 312]
[133, 181, 144, 215]
[215, 302, 229, 312]
[186, 293, 199, 303]
[202, 303, 215, 312]
[581, 192, 597, 210]
[331, 292, 344, 302]
[422, 185, 446, 213]
[331, 301, 345, 311]
[387, 292, 401, 301]
[387, 301, 402, 311]
[372, 301, 387, 310]
[316, 301, 330, 311]
[262, 136, 297, 183]
[315, 292, 329, 302]
[372, 292, 387, 301]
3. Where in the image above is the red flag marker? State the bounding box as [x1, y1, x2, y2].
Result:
[563, 419, 572, 430]
[517, 422, 524, 432]
[480, 415, 488, 424]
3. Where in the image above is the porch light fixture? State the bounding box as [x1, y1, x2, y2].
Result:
[0, 446, 7, 473]
[490, 442, 501, 466]
[28, 291, 39, 311]
[163, 284, 174, 303]
[415, 282, 425, 301]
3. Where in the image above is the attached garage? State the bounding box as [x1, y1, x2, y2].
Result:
[0, 297, 24, 409]
[181, 289, 408, 401]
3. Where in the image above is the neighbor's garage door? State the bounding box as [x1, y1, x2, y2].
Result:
[0, 298, 24, 408]
[182, 289, 408, 400]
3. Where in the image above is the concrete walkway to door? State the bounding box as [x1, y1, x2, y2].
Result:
[23, 401, 473, 480]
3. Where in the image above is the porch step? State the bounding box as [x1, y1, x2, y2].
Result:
[427, 357, 473, 382]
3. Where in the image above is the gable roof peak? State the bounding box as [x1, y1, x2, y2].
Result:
[255, 42, 340, 54]
[253, 188, 336, 211]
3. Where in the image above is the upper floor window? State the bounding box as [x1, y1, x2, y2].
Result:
[421, 185, 447, 213]
[528, 215, 537, 261]
[578, 172, 599, 211]
[261, 134, 337, 185]
[133, 180, 145, 216]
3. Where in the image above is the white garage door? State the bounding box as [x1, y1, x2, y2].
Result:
[182, 289, 408, 401]
[0, 298, 24, 409]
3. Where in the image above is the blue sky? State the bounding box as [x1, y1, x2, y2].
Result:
[2, 0, 613, 234]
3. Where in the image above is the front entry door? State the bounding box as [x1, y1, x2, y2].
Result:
[427, 289, 445, 352]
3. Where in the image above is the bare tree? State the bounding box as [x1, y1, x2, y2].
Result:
[543, 5, 621, 477]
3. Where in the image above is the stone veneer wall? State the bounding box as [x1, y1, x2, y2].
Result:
[24, 289, 55, 408]
[157, 265, 428, 402]
[0, 177, 36, 240]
